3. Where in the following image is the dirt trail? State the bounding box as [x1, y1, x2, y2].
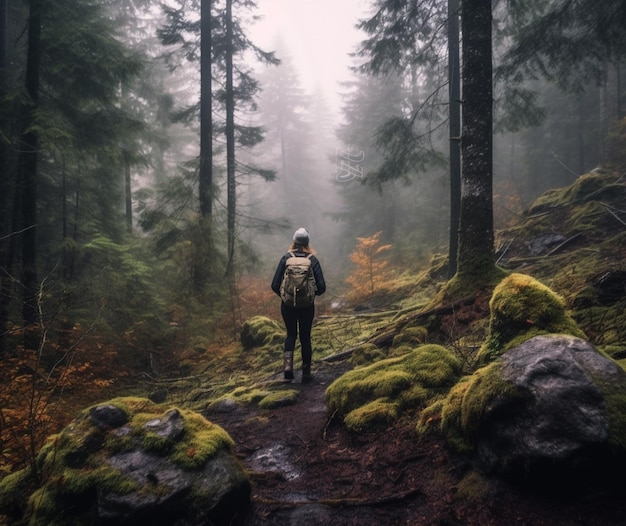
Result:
[208, 360, 626, 526]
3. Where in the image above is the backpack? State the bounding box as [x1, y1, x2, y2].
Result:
[280, 252, 317, 307]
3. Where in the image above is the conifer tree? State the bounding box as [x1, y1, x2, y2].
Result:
[455, 0, 496, 283]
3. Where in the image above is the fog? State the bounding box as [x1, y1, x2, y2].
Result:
[249, 0, 369, 116]
[242, 0, 373, 275]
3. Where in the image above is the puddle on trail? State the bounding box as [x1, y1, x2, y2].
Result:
[250, 444, 301, 481]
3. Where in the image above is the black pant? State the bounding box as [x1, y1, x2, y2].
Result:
[281, 302, 314, 367]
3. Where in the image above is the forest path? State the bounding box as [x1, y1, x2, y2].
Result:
[209, 359, 452, 525]
[207, 357, 626, 526]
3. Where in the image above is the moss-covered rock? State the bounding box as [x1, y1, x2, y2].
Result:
[349, 342, 386, 366]
[392, 326, 428, 348]
[0, 397, 249, 526]
[477, 273, 585, 363]
[326, 344, 462, 432]
[526, 171, 624, 215]
[240, 316, 283, 349]
[258, 389, 299, 409]
[440, 335, 626, 485]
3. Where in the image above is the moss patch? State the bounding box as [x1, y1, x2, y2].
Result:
[240, 316, 283, 349]
[440, 364, 527, 453]
[258, 389, 299, 409]
[326, 344, 462, 432]
[477, 273, 585, 363]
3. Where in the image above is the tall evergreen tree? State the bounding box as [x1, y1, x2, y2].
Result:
[200, 0, 213, 219]
[447, 0, 461, 277]
[0, 0, 145, 351]
[157, 0, 277, 295]
[224, 0, 236, 276]
[455, 0, 497, 284]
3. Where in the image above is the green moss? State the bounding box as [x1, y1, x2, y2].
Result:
[326, 368, 412, 416]
[400, 383, 431, 408]
[392, 326, 427, 348]
[23, 464, 138, 526]
[415, 398, 445, 436]
[445, 264, 508, 299]
[527, 172, 622, 214]
[477, 273, 585, 363]
[440, 376, 473, 452]
[258, 389, 299, 409]
[169, 411, 234, 469]
[326, 344, 462, 431]
[455, 470, 490, 503]
[459, 363, 525, 440]
[401, 344, 463, 387]
[389, 344, 414, 358]
[6, 397, 239, 525]
[344, 399, 400, 432]
[588, 374, 626, 451]
[350, 342, 386, 366]
[0, 467, 33, 516]
[440, 364, 527, 453]
[240, 316, 283, 349]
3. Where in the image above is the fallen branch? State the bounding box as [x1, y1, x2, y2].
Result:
[254, 487, 422, 510]
[546, 232, 582, 256]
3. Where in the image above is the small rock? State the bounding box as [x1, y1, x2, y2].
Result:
[89, 404, 128, 430]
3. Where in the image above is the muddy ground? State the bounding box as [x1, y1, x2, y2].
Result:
[208, 359, 626, 526]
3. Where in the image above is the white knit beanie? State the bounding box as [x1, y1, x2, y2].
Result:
[293, 228, 310, 245]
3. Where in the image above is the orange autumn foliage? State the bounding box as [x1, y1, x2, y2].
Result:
[345, 231, 393, 304]
[0, 327, 120, 473]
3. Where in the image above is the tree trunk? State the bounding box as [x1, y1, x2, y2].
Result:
[20, 0, 42, 339]
[224, 0, 236, 277]
[456, 0, 495, 281]
[0, 0, 9, 354]
[199, 0, 213, 219]
[447, 0, 461, 278]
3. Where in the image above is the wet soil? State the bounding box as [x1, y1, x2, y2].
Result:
[208, 360, 626, 526]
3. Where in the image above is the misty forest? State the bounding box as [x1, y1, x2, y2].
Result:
[1, 0, 626, 525]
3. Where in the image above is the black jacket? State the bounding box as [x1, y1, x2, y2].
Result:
[271, 250, 326, 299]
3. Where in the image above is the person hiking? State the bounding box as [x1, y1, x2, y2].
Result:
[271, 228, 326, 382]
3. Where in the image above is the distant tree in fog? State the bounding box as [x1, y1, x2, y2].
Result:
[252, 41, 336, 239]
[498, 0, 626, 167]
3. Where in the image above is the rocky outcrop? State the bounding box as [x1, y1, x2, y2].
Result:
[0, 398, 250, 526]
[437, 273, 626, 487]
[472, 335, 626, 482]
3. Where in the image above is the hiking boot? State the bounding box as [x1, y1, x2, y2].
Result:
[302, 364, 312, 383]
[284, 352, 294, 380]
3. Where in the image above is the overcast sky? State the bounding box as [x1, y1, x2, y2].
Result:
[250, 0, 370, 113]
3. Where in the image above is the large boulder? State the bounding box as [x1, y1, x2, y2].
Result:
[452, 335, 626, 484]
[0, 398, 250, 526]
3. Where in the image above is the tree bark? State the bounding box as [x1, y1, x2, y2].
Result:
[224, 0, 236, 277]
[448, 0, 461, 278]
[456, 0, 495, 280]
[199, 0, 213, 219]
